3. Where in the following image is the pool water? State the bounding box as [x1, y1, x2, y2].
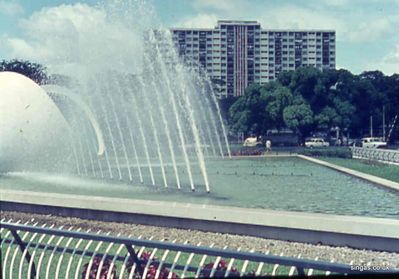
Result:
[1, 157, 399, 219]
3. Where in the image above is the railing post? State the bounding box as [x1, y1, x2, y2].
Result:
[125, 244, 144, 275]
[297, 266, 305, 276]
[10, 230, 36, 279]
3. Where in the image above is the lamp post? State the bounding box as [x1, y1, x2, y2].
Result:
[370, 115, 373, 137]
[382, 105, 386, 141]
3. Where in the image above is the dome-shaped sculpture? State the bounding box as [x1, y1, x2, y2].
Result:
[0, 71, 71, 172]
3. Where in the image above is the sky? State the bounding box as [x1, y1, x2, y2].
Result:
[0, 0, 398, 75]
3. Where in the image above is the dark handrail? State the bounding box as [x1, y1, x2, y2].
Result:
[1, 221, 358, 274]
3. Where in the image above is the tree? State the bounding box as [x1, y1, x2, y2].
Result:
[262, 83, 293, 130]
[229, 66, 399, 140]
[0, 59, 48, 84]
[350, 79, 381, 136]
[314, 106, 341, 130]
[331, 98, 355, 129]
[229, 82, 293, 136]
[361, 72, 399, 137]
[283, 100, 314, 138]
[229, 97, 251, 133]
[219, 96, 239, 120]
[229, 84, 267, 135]
[287, 66, 322, 102]
[277, 70, 294, 87]
[384, 74, 399, 128]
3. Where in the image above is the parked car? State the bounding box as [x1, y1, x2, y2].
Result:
[305, 138, 330, 148]
[361, 137, 387, 149]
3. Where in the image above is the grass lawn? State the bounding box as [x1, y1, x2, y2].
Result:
[319, 157, 399, 183]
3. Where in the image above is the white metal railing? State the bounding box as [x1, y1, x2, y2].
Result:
[351, 147, 399, 164]
[2, 220, 384, 278]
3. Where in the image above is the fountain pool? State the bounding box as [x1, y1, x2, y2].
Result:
[2, 156, 399, 219]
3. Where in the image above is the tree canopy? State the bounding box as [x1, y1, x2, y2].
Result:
[228, 67, 399, 140]
[0, 59, 48, 84]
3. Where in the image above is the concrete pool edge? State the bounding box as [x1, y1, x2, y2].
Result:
[1, 189, 399, 252]
[297, 155, 399, 192]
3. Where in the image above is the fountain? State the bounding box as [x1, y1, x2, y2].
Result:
[0, 1, 231, 193]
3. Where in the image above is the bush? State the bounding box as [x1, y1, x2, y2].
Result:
[231, 146, 265, 156]
[298, 147, 352, 158]
[81, 256, 117, 279]
[126, 251, 178, 279]
[82, 253, 259, 278]
[200, 260, 239, 277]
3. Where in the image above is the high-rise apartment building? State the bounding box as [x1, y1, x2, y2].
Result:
[170, 20, 336, 98]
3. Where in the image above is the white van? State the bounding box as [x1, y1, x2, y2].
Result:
[243, 137, 262, 147]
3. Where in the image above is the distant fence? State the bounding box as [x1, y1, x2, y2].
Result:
[351, 147, 399, 164]
[1, 220, 386, 278]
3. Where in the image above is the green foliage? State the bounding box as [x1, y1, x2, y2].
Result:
[229, 84, 263, 134]
[283, 102, 314, 136]
[263, 84, 293, 129]
[298, 147, 352, 158]
[0, 59, 48, 84]
[218, 96, 239, 119]
[228, 67, 399, 140]
[314, 106, 341, 129]
[229, 82, 294, 135]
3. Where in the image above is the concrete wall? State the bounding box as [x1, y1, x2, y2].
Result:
[2, 189, 399, 253]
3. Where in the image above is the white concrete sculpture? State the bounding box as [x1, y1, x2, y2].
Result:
[0, 71, 71, 172]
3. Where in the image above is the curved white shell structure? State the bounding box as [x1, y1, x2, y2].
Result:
[0, 71, 70, 172]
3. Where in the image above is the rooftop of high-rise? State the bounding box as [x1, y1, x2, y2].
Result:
[170, 20, 335, 33]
